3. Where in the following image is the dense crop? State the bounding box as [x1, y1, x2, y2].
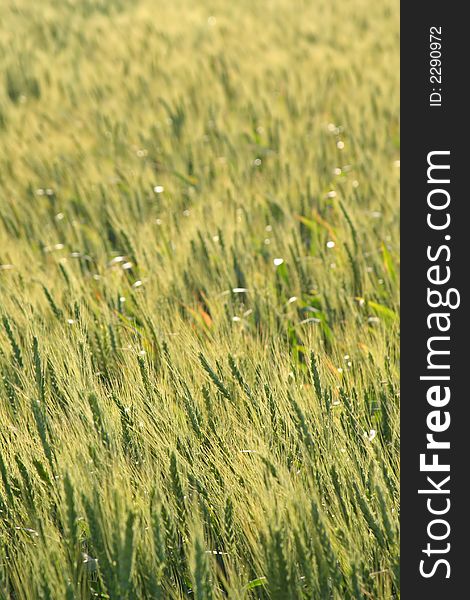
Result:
[0, 0, 399, 598]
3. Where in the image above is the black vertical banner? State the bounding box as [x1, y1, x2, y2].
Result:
[401, 3, 467, 598]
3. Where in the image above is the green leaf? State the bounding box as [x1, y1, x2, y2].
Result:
[244, 577, 267, 590]
[382, 242, 397, 284]
[368, 301, 398, 323]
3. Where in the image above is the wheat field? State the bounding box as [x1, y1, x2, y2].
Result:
[0, 1, 399, 598]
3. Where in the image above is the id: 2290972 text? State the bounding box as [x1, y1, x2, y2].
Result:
[429, 26, 443, 107]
